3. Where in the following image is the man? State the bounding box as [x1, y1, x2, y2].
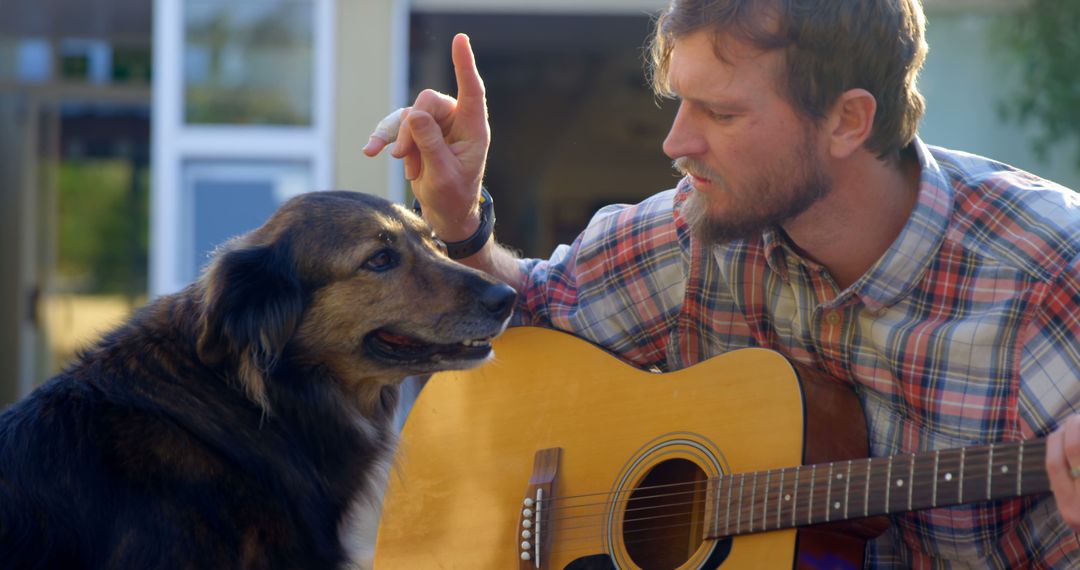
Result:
[364, 0, 1080, 566]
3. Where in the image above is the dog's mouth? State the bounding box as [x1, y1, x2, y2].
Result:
[363, 329, 495, 365]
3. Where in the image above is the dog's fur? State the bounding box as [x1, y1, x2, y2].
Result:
[0, 191, 515, 569]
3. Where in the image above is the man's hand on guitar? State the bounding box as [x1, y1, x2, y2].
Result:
[1046, 413, 1080, 531]
[362, 33, 491, 245]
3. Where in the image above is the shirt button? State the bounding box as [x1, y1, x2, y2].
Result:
[825, 311, 841, 326]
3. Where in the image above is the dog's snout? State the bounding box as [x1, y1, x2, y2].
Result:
[480, 283, 517, 319]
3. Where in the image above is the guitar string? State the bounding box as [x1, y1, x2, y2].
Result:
[544, 490, 1047, 551]
[548, 470, 1043, 533]
[531, 453, 1045, 544]
[530, 446, 1046, 558]
[504, 448, 1044, 556]
[532, 450, 1042, 514]
[545, 531, 712, 559]
[534, 443, 1044, 508]
[547, 476, 1047, 532]
[543, 473, 1048, 554]
[541, 469, 1048, 559]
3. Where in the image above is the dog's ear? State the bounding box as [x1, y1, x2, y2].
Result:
[197, 241, 303, 411]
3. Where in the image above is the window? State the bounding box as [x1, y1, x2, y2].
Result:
[179, 160, 311, 281]
[183, 0, 315, 125]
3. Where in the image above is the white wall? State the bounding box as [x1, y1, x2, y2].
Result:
[919, 9, 1080, 190]
[333, 0, 408, 201]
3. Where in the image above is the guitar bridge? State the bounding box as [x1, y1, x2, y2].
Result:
[519, 447, 561, 570]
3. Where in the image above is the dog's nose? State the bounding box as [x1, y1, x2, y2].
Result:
[480, 283, 517, 319]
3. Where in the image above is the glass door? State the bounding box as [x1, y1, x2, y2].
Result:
[151, 0, 335, 296]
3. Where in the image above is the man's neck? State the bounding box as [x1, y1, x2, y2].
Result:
[783, 148, 922, 291]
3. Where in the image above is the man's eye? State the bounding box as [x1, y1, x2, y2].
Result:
[708, 110, 735, 122]
[361, 249, 399, 272]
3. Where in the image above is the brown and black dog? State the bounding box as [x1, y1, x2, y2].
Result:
[0, 191, 516, 569]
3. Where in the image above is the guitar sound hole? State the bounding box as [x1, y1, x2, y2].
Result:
[622, 458, 707, 569]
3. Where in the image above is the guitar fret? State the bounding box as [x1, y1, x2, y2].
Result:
[762, 469, 771, 531]
[736, 473, 745, 534]
[1017, 441, 1024, 497]
[749, 471, 758, 532]
[907, 454, 915, 512]
[932, 450, 940, 508]
[959, 447, 966, 504]
[986, 444, 994, 500]
[776, 468, 785, 530]
[844, 459, 852, 520]
[863, 457, 871, 517]
[825, 463, 834, 522]
[725, 473, 733, 536]
[794, 468, 803, 524]
[885, 455, 893, 513]
[807, 464, 816, 525]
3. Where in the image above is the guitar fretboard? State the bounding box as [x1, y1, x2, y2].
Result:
[703, 439, 1049, 539]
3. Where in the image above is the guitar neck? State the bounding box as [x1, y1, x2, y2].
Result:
[704, 438, 1049, 539]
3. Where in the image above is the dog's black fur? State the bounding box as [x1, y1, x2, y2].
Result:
[0, 191, 515, 569]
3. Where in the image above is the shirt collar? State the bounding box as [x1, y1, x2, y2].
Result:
[848, 137, 953, 311]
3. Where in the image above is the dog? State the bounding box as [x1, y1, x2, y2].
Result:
[0, 191, 516, 569]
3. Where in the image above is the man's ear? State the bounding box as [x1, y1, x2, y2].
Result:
[826, 88, 877, 159]
[197, 241, 303, 412]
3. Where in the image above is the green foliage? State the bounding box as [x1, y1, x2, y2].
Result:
[996, 0, 1080, 167]
[55, 160, 149, 297]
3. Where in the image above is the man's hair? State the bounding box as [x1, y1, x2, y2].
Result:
[648, 0, 928, 159]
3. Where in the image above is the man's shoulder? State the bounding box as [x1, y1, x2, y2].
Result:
[929, 145, 1080, 281]
[579, 187, 685, 246]
[929, 145, 1075, 198]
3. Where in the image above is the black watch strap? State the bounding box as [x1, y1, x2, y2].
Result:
[412, 187, 494, 260]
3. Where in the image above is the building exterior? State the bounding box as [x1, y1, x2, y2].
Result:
[1, 0, 1077, 405]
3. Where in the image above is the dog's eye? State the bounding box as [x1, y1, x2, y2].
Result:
[361, 249, 399, 272]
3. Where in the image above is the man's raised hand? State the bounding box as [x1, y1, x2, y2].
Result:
[363, 33, 490, 244]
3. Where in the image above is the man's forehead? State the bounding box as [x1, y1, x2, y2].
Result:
[667, 30, 779, 99]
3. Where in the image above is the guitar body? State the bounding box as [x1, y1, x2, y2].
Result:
[375, 327, 879, 569]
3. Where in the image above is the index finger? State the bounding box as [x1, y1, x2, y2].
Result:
[452, 33, 486, 110]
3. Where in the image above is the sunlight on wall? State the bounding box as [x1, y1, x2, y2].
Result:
[40, 294, 144, 374]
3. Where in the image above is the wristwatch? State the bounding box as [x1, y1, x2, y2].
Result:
[412, 187, 494, 260]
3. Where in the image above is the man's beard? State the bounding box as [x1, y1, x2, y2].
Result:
[675, 137, 832, 247]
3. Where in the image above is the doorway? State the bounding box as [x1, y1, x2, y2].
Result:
[0, 2, 153, 404]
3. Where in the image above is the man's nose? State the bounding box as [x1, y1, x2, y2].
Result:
[662, 101, 706, 160]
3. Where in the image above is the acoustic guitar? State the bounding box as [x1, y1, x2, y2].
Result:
[374, 327, 1049, 569]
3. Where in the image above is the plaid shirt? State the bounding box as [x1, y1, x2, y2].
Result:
[511, 138, 1080, 568]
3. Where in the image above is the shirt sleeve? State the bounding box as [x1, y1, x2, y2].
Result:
[1018, 254, 1080, 436]
[1012, 253, 1080, 566]
[510, 190, 689, 370]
